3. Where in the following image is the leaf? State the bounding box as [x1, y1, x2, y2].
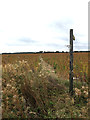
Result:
[73, 35, 75, 40]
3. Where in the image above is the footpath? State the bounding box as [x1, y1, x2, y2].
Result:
[39, 55, 66, 91]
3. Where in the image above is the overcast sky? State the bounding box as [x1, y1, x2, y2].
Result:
[0, 0, 89, 53]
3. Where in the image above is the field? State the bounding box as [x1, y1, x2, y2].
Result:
[2, 52, 89, 119]
[42, 53, 88, 82]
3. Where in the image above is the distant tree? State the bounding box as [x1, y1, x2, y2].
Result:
[39, 51, 43, 53]
[56, 51, 59, 53]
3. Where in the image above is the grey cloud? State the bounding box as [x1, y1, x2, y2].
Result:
[51, 19, 74, 32]
[6, 43, 28, 46]
[46, 43, 64, 49]
[73, 42, 88, 50]
[50, 19, 86, 44]
[47, 43, 59, 47]
[55, 36, 68, 41]
[6, 37, 38, 46]
[74, 46, 88, 50]
[19, 37, 37, 43]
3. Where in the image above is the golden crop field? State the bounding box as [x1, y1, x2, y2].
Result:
[2, 52, 89, 119]
[42, 52, 88, 82]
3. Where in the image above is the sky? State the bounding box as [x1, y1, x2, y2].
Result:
[0, 0, 89, 53]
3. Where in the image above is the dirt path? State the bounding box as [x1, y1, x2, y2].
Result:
[39, 55, 66, 91]
[39, 55, 58, 79]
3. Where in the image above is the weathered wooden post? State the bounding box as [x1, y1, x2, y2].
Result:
[69, 29, 75, 96]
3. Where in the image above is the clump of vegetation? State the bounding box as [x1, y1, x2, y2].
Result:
[2, 54, 89, 119]
[53, 62, 57, 69]
[2, 59, 65, 118]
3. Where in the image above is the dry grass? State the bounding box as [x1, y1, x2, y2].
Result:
[2, 54, 89, 119]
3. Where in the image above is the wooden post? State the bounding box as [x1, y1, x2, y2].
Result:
[69, 29, 74, 96]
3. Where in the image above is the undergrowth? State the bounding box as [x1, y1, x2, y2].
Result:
[2, 59, 89, 119]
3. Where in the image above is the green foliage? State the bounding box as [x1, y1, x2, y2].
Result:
[53, 62, 57, 69]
